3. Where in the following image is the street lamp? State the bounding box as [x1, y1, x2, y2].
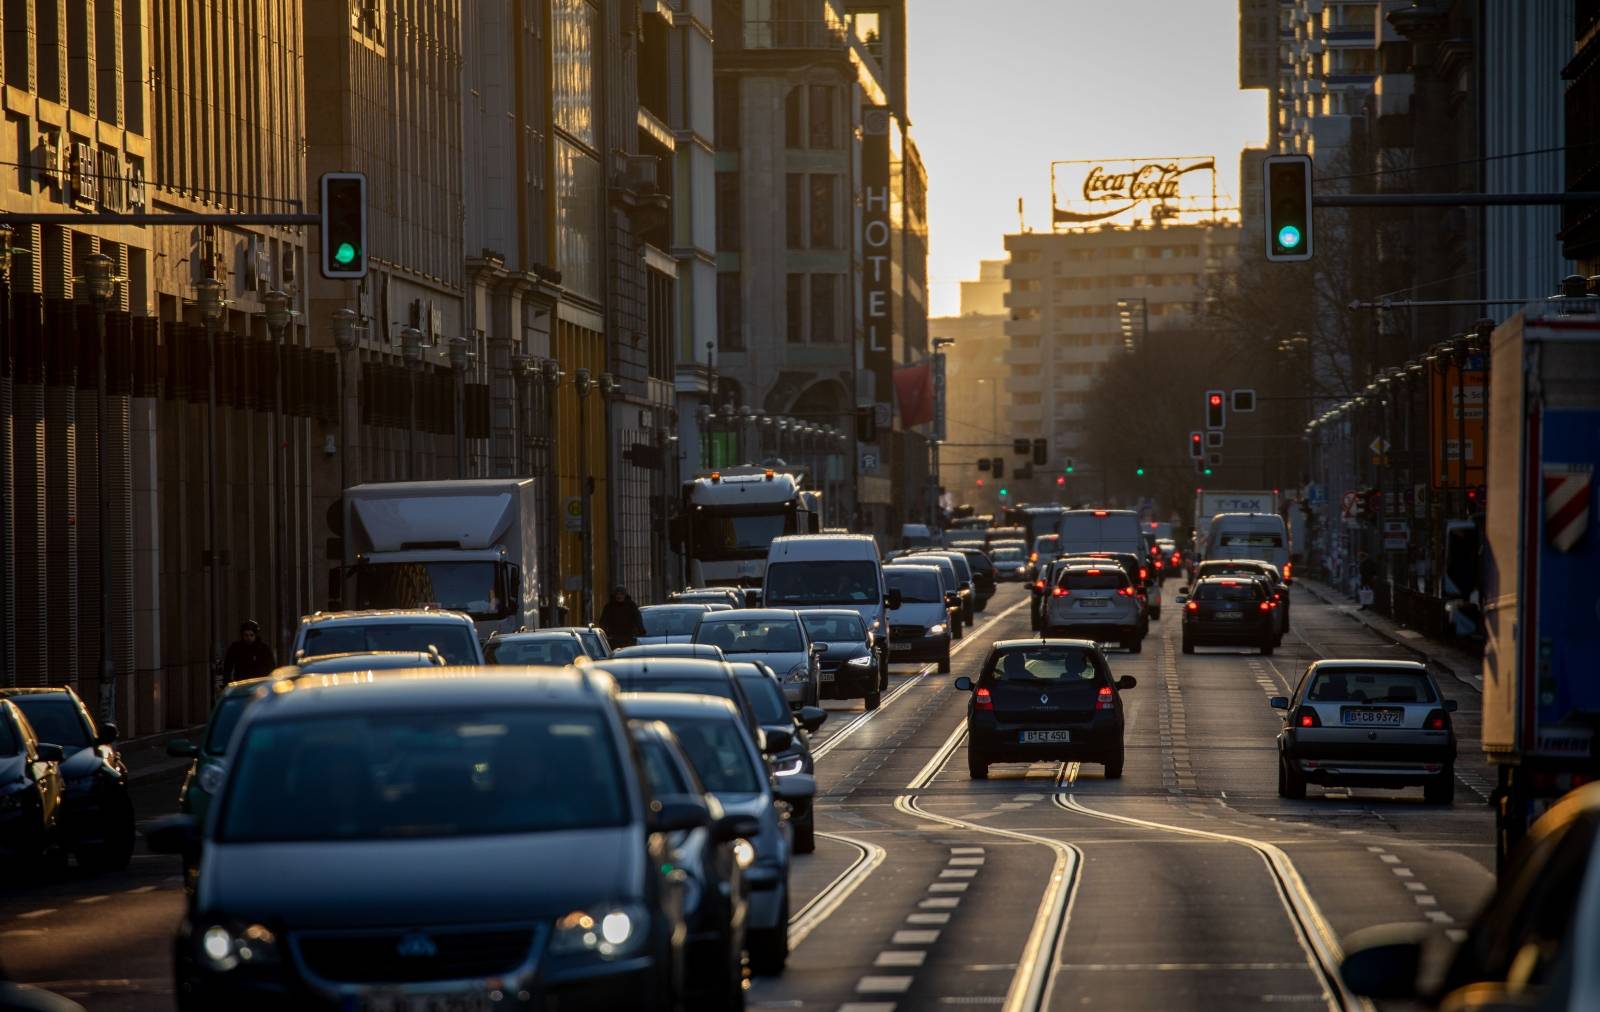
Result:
[74, 253, 124, 719]
[400, 326, 425, 479]
[262, 290, 297, 659]
[193, 276, 227, 696]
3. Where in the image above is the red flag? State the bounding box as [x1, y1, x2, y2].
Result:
[894, 361, 935, 427]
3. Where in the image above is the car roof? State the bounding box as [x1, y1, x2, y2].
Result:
[797, 609, 866, 620]
[642, 603, 712, 611]
[991, 637, 1100, 651]
[699, 608, 800, 621]
[618, 691, 742, 719]
[1306, 659, 1428, 673]
[490, 630, 583, 641]
[0, 687, 78, 699]
[727, 661, 778, 678]
[299, 609, 475, 628]
[243, 667, 609, 719]
[592, 658, 735, 677]
[294, 651, 446, 671]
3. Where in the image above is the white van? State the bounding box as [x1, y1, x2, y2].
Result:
[763, 534, 894, 682]
[1204, 513, 1290, 575]
[1057, 509, 1143, 556]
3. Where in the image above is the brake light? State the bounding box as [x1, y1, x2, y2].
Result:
[974, 686, 994, 711]
[1296, 708, 1321, 728]
[1154, 560, 1163, 570]
[1171, 552, 1181, 563]
[1185, 600, 1198, 612]
[1086, 568, 1102, 576]
[1093, 510, 1108, 517]
[1273, 591, 1283, 601]
[1029, 552, 1038, 562]
[1259, 601, 1273, 612]
[1139, 567, 1148, 581]
[1051, 586, 1070, 597]
[1096, 685, 1115, 711]
[1423, 709, 1449, 731]
[1283, 563, 1292, 579]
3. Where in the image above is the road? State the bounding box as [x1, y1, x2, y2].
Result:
[0, 582, 1495, 1011]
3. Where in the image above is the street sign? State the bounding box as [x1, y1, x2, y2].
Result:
[1369, 436, 1391, 455]
[1382, 519, 1410, 550]
[564, 495, 584, 532]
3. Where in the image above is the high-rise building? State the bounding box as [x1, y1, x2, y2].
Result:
[931, 261, 1009, 510]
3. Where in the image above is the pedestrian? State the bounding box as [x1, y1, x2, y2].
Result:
[221, 619, 278, 684]
[598, 586, 646, 649]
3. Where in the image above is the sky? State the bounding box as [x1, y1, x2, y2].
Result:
[908, 1, 1268, 317]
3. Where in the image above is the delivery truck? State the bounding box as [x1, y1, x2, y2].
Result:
[341, 479, 541, 640]
[1481, 302, 1600, 867]
[1190, 489, 1280, 571]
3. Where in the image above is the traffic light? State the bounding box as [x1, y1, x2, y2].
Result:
[1264, 154, 1313, 262]
[1134, 459, 1145, 477]
[319, 172, 369, 279]
[1032, 437, 1047, 466]
[1055, 475, 1066, 487]
[1013, 438, 1030, 455]
[1189, 431, 1203, 459]
[978, 457, 991, 472]
[976, 477, 985, 487]
[1205, 390, 1225, 430]
[998, 487, 1009, 498]
[1232, 389, 1257, 413]
[1065, 459, 1075, 473]
[993, 457, 1005, 479]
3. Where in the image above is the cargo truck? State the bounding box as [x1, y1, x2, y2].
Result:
[675, 466, 818, 590]
[341, 480, 541, 640]
[1482, 303, 1600, 867]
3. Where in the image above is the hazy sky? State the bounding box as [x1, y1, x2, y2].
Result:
[909, 1, 1268, 317]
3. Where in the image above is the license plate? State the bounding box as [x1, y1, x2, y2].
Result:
[819, 669, 835, 681]
[358, 990, 491, 1012]
[890, 642, 912, 652]
[1020, 730, 1071, 743]
[1078, 600, 1108, 608]
[1215, 612, 1242, 621]
[1343, 708, 1403, 726]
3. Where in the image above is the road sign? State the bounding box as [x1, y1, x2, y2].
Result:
[1382, 519, 1410, 550]
[1341, 490, 1359, 518]
[564, 495, 584, 532]
[1369, 436, 1391, 455]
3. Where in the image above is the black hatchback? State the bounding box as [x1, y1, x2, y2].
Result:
[956, 639, 1135, 780]
[1181, 577, 1277, 655]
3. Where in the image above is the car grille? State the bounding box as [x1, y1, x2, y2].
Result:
[295, 927, 537, 984]
[890, 625, 925, 640]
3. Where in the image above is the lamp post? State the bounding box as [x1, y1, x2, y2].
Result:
[400, 326, 425, 479]
[574, 368, 593, 622]
[194, 276, 227, 696]
[262, 290, 296, 659]
[75, 254, 123, 718]
[0, 225, 19, 689]
[737, 405, 754, 463]
[511, 353, 534, 476]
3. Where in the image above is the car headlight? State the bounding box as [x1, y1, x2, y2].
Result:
[927, 623, 947, 636]
[196, 922, 279, 972]
[845, 655, 875, 669]
[197, 763, 226, 795]
[732, 838, 757, 869]
[550, 903, 650, 959]
[786, 665, 809, 682]
[772, 754, 805, 777]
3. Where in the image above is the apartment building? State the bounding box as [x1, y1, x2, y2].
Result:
[931, 260, 1008, 511]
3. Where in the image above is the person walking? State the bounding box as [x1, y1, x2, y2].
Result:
[221, 619, 278, 685]
[598, 586, 646, 649]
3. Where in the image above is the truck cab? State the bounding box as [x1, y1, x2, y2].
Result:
[677, 467, 816, 590]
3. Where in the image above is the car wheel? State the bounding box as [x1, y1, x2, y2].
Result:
[1278, 754, 1306, 800]
[937, 647, 951, 674]
[1103, 743, 1125, 779]
[1181, 636, 1195, 655]
[865, 688, 882, 711]
[1424, 766, 1456, 805]
[968, 746, 989, 779]
[794, 810, 816, 854]
[748, 890, 789, 975]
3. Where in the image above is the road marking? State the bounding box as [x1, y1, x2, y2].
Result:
[1391, 867, 1414, 878]
[893, 928, 941, 944]
[908, 913, 951, 925]
[0, 930, 44, 938]
[856, 976, 914, 993]
[928, 882, 969, 893]
[1060, 961, 1309, 971]
[17, 909, 55, 920]
[948, 856, 985, 866]
[939, 868, 977, 879]
[75, 895, 110, 904]
[788, 831, 888, 952]
[950, 847, 985, 854]
[125, 885, 158, 894]
[1425, 911, 1455, 924]
[876, 951, 928, 967]
[920, 897, 961, 909]
[838, 1003, 897, 1012]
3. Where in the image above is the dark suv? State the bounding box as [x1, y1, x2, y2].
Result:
[1181, 577, 1277, 654]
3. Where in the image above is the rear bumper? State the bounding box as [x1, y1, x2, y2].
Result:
[1183, 618, 1275, 644]
[1041, 619, 1140, 641]
[969, 714, 1122, 761]
[1283, 731, 1456, 784]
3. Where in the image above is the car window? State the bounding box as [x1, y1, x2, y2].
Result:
[736, 674, 792, 724]
[1305, 669, 1437, 704]
[884, 569, 942, 603]
[0, 711, 19, 756]
[219, 708, 628, 842]
[485, 638, 583, 666]
[8, 697, 92, 748]
[614, 675, 735, 701]
[991, 547, 1025, 562]
[640, 607, 707, 637]
[765, 561, 881, 605]
[1195, 582, 1262, 602]
[658, 715, 762, 794]
[205, 693, 256, 756]
[988, 647, 1108, 684]
[1061, 569, 1126, 590]
[695, 619, 802, 653]
[303, 623, 479, 664]
[635, 734, 691, 797]
[962, 551, 994, 574]
[801, 614, 866, 643]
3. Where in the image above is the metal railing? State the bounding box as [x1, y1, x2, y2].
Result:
[739, 18, 849, 51]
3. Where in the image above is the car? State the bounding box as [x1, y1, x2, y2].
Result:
[291, 609, 485, 665]
[1339, 781, 1600, 1010]
[1042, 563, 1145, 653]
[151, 667, 694, 1011]
[619, 692, 815, 977]
[955, 639, 1135, 780]
[798, 610, 883, 709]
[289, 650, 449, 674]
[638, 604, 718, 645]
[882, 565, 953, 673]
[629, 720, 751, 1010]
[1056, 508, 1143, 556]
[1064, 550, 1161, 623]
[907, 551, 975, 623]
[983, 526, 1027, 549]
[1180, 577, 1277, 655]
[1193, 558, 1290, 633]
[957, 547, 997, 609]
[899, 522, 937, 549]
[1029, 557, 1071, 631]
[586, 658, 764, 743]
[0, 687, 134, 871]
[988, 544, 1029, 582]
[0, 699, 65, 868]
[888, 556, 965, 636]
[168, 678, 273, 833]
[693, 610, 822, 710]
[612, 643, 727, 661]
[1029, 534, 1061, 578]
[1155, 538, 1180, 578]
[1205, 512, 1290, 578]
[729, 662, 825, 854]
[762, 534, 894, 687]
[484, 631, 590, 665]
[545, 625, 614, 659]
[1271, 660, 1457, 802]
[669, 588, 748, 611]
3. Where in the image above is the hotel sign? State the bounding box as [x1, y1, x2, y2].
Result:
[1051, 156, 1217, 227]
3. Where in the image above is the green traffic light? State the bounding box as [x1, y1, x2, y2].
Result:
[1135, 467, 1145, 476]
[1065, 464, 1074, 473]
[1203, 467, 1214, 476]
[1276, 225, 1302, 250]
[998, 488, 1008, 497]
[333, 242, 359, 266]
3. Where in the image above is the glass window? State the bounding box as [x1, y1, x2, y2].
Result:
[800, 613, 867, 644]
[786, 274, 805, 343]
[220, 709, 628, 843]
[765, 561, 882, 605]
[696, 619, 803, 653]
[810, 174, 836, 248]
[784, 86, 803, 148]
[883, 569, 941, 603]
[8, 697, 92, 748]
[735, 674, 791, 724]
[716, 171, 741, 251]
[991, 547, 1025, 562]
[636, 735, 691, 797]
[555, 138, 603, 301]
[301, 623, 480, 664]
[691, 511, 788, 559]
[552, 0, 598, 146]
[1061, 569, 1126, 591]
[658, 715, 761, 793]
[354, 561, 512, 620]
[1306, 670, 1438, 705]
[808, 85, 836, 148]
[714, 76, 740, 149]
[1218, 532, 1283, 547]
[640, 607, 708, 637]
[987, 646, 1108, 683]
[717, 273, 743, 351]
[205, 694, 255, 756]
[1194, 582, 1264, 603]
[485, 637, 584, 666]
[810, 273, 838, 342]
[786, 173, 805, 248]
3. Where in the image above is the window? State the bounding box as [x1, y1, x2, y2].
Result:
[810, 273, 839, 342]
[714, 76, 740, 149]
[716, 171, 741, 251]
[808, 84, 836, 148]
[717, 272, 743, 350]
[786, 273, 805, 343]
[785, 87, 804, 148]
[552, 0, 599, 147]
[809, 174, 836, 248]
[555, 138, 603, 301]
[785, 173, 804, 248]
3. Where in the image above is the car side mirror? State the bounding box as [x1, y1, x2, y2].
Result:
[35, 742, 65, 763]
[1444, 699, 1458, 712]
[145, 813, 201, 856]
[166, 738, 200, 758]
[774, 772, 816, 801]
[945, 591, 959, 607]
[953, 676, 974, 691]
[810, 642, 829, 656]
[761, 727, 793, 754]
[649, 798, 710, 834]
[1117, 675, 1137, 690]
[97, 722, 119, 745]
[1338, 924, 1428, 1000]
[1175, 591, 1189, 604]
[798, 706, 828, 733]
[886, 588, 903, 610]
[712, 813, 762, 843]
[1269, 696, 1289, 710]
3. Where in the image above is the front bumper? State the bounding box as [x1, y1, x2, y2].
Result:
[820, 659, 877, 697]
[887, 632, 949, 663]
[968, 713, 1123, 762]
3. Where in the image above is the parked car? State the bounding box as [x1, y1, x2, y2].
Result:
[612, 643, 727, 661]
[693, 610, 822, 710]
[1271, 660, 1456, 802]
[485, 631, 589, 665]
[619, 692, 814, 976]
[152, 668, 694, 1010]
[291, 609, 485, 665]
[1042, 563, 1144, 653]
[0, 699, 64, 868]
[728, 662, 825, 853]
[955, 638, 1135, 779]
[0, 687, 133, 870]
[882, 566, 953, 673]
[798, 609, 883, 709]
[638, 604, 718, 646]
[1180, 577, 1277, 655]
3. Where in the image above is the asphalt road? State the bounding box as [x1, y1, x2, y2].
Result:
[0, 581, 1496, 1011]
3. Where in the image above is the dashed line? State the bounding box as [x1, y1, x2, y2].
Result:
[17, 909, 56, 920]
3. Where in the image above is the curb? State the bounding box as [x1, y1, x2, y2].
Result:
[1297, 581, 1482, 694]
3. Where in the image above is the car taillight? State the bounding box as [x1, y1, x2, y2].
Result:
[1283, 563, 1292, 579]
[1295, 707, 1321, 728]
[1273, 590, 1283, 601]
[1139, 567, 1148, 580]
[1423, 709, 1449, 731]
[1154, 559, 1163, 570]
[1171, 552, 1181, 563]
[1117, 586, 1135, 597]
[1185, 600, 1198, 612]
[1259, 601, 1273, 612]
[1029, 552, 1038, 562]
[1034, 579, 1046, 591]
[1052, 587, 1071, 597]
[1096, 685, 1115, 711]
[974, 686, 994, 711]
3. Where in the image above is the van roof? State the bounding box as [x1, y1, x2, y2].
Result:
[767, 534, 880, 561]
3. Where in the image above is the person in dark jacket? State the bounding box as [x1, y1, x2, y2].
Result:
[221, 620, 278, 683]
[598, 586, 646, 649]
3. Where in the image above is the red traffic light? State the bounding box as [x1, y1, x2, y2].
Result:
[1055, 476, 1066, 487]
[976, 478, 985, 487]
[1209, 394, 1223, 407]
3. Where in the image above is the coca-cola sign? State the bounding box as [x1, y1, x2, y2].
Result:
[1052, 156, 1217, 226]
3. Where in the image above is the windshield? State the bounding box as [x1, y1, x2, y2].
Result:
[765, 561, 881, 604]
[641, 607, 707, 637]
[885, 569, 942, 603]
[205, 694, 255, 755]
[1306, 670, 1438, 704]
[690, 509, 790, 560]
[485, 637, 583, 666]
[736, 674, 792, 724]
[9, 697, 92, 749]
[302, 622, 480, 664]
[988, 646, 1109, 684]
[1219, 532, 1283, 547]
[219, 708, 627, 843]
[801, 613, 867, 643]
[353, 561, 512, 620]
[1196, 582, 1263, 602]
[696, 619, 803, 653]
[655, 715, 762, 794]
[962, 551, 994, 574]
[1062, 569, 1127, 591]
[992, 547, 1025, 562]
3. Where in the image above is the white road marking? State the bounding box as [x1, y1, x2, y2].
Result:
[920, 897, 961, 909]
[893, 929, 941, 944]
[788, 831, 888, 952]
[837, 1003, 897, 1012]
[17, 909, 55, 920]
[908, 913, 952, 925]
[76, 895, 110, 904]
[940, 868, 978, 879]
[856, 976, 914, 994]
[928, 882, 969, 893]
[876, 951, 928, 967]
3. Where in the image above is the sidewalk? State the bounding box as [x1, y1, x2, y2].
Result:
[1298, 578, 1484, 693]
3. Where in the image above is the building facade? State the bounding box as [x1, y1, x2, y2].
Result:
[930, 260, 1008, 513]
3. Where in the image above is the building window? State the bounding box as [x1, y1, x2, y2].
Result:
[555, 137, 603, 302]
[717, 272, 743, 351]
[810, 273, 840, 343]
[809, 174, 836, 249]
[553, 0, 599, 147]
[786, 274, 805, 343]
[785, 87, 804, 149]
[716, 171, 741, 251]
[808, 85, 837, 149]
[785, 173, 804, 249]
[715, 76, 740, 149]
